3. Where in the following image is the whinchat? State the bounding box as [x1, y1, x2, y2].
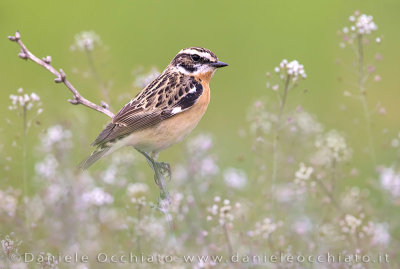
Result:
[80, 47, 228, 169]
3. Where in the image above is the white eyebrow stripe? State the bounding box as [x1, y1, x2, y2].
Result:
[180, 49, 213, 61]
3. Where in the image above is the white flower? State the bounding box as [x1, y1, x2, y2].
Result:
[293, 111, 323, 134]
[40, 125, 72, 152]
[82, 187, 114, 206]
[341, 214, 362, 234]
[292, 217, 312, 235]
[275, 59, 307, 81]
[0, 189, 19, 217]
[206, 198, 239, 226]
[9, 88, 42, 111]
[379, 167, 400, 198]
[187, 134, 213, 155]
[247, 101, 275, 135]
[30, 92, 40, 101]
[223, 168, 247, 189]
[355, 14, 378, 35]
[295, 163, 314, 181]
[249, 218, 281, 239]
[199, 156, 219, 178]
[133, 67, 161, 89]
[127, 183, 149, 198]
[363, 222, 390, 246]
[136, 216, 166, 240]
[35, 154, 59, 179]
[312, 130, 352, 166]
[71, 31, 102, 51]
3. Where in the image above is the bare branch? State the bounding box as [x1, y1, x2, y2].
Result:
[8, 31, 115, 118]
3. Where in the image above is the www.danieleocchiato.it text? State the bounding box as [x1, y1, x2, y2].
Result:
[17, 252, 390, 265]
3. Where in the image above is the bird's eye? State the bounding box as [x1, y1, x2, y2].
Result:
[191, 54, 200, 62]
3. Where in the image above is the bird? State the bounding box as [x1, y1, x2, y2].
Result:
[79, 47, 228, 169]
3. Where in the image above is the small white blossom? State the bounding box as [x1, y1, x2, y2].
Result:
[71, 31, 102, 51]
[39, 125, 72, 152]
[247, 101, 276, 135]
[355, 14, 378, 35]
[363, 222, 390, 246]
[127, 183, 149, 205]
[223, 168, 247, 189]
[295, 163, 314, 181]
[312, 130, 352, 166]
[206, 198, 239, 226]
[275, 59, 307, 81]
[198, 156, 219, 178]
[292, 217, 312, 235]
[82, 187, 114, 206]
[293, 111, 323, 134]
[136, 216, 166, 240]
[341, 214, 362, 234]
[340, 11, 379, 47]
[133, 67, 161, 89]
[9, 88, 42, 112]
[35, 154, 59, 179]
[0, 189, 20, 217]
[249, 218, 282, 239]
[379, 167, 400, 198]
[187, 134, 213, 155]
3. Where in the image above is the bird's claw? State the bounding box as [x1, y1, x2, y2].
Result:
[158, 162, 171, 182]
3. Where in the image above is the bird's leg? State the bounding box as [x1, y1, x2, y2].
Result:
[136, 149, 170, 202]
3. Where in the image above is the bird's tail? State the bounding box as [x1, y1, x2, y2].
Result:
[78, 146, 111, 170]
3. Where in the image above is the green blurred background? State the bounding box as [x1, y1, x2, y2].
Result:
[1, 0, 399, 185]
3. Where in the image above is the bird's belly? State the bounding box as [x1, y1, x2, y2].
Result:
[124, 87, 210, 153]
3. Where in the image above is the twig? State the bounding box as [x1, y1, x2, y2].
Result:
[8, 31, 114, 118]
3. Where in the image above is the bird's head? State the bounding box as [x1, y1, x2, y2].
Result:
[170, 47, 228, 78]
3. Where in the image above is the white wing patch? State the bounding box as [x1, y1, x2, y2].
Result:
[171, 107, 182, 115]
[188, 87, 197, 93]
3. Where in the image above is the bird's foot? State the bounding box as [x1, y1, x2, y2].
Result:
[156, 161, 171, 182]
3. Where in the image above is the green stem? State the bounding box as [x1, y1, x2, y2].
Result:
[223, 223, 233, 257]
[22, 105, 28, 198]
[22, 104, 31, 234]
[136, 204, 142, 254]
[85, 48, 110, 104]
[271, 75, 291, 194]
[357, 34, 376, 164]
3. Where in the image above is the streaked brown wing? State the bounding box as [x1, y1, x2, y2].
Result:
[91, 72, 203, 147]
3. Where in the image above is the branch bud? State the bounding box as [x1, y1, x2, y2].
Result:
[68, 98, 79, 105]
[15, 31, 21, 40]
[8, 36, 16, 42]
[59, 69, 66, 81]
[18, 50, 28, 60]
[43, 56, 52, 64]
[100, 101, 109, 110]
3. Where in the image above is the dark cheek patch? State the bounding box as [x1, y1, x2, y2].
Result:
[180, 63, 197, 73]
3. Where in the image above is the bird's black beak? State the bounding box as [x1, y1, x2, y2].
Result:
[210, 61, 228, 68]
